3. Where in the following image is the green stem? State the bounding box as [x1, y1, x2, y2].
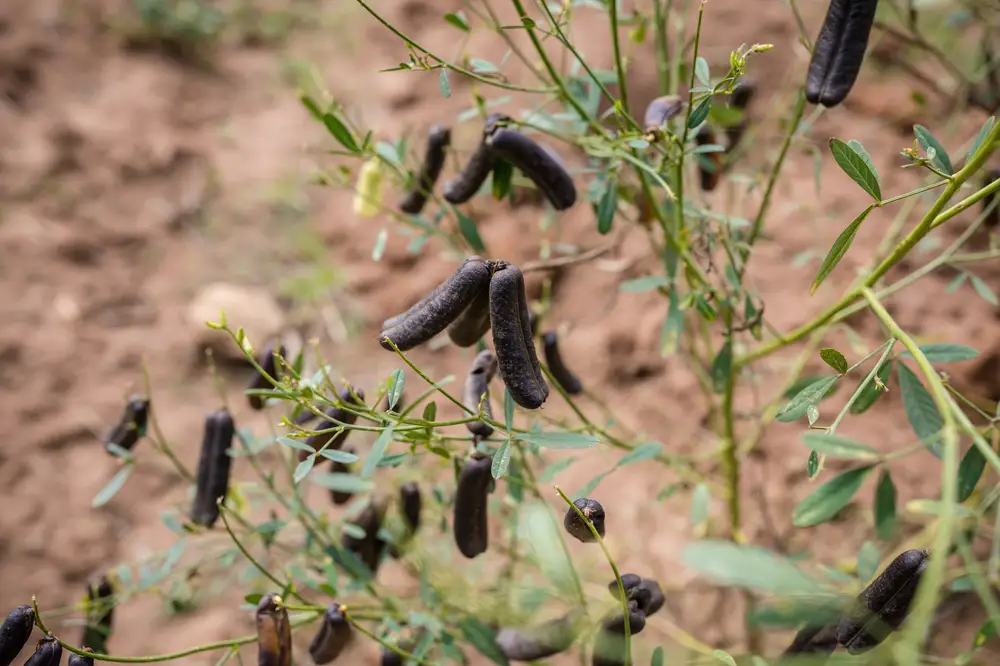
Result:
[672, 1, 706, 241]
[608, 0, 629, 114]
[653, 0, 670, 94]
[219, 505, 310, 604]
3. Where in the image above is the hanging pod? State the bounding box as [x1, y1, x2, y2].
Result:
[642, 95, 684, 134]
[805, 0, 879, 107]
[103, 395, 150, 454]
[779, 623, 838, 661]
[342, 499, 389, 575]
[191, 408, 236, 528]
[247, 341, 286, 410]
[563, 497, 605, 542]
[453, 452, 493, 558]
[489, 263, 548, 409]
[81, 576, 116, 654]
[542, 331, 583, 395]
[463, 349, 498, 439]
[256, 593, 292, 666]
[495, 609, 585, 662]
[485, 128, 576, 211]
[0, 604, 34, 666]
[695, 125, 723, 192]
[329, 445, 357, 506]
[399, 124, 451, 215]
[308, 603, 353, 664]
[443, 113, 511, 204]
[23, 637, 61, 666]
[69, 648, 96, 666]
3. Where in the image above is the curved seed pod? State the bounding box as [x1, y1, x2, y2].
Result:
[69, 648, 95, 666]
[836, 549, 929, 654]
[607, 574, 642, 601]
[805, 0, 879, 107]
[342, 500, 389, 574]
[463, 349, 497, 438]
[0, 604, 34, 666]
[103, 395, 150, 454]
[399, 124, 451, 215]
[256, 593, 292, 666]
[447, 279, 491, 347]
[308, 603, 352, 664]
[248, 342, 286, 410]
[630, 579, 664, 616]
[984, 167, 999, 229]
[81, 576, 115, 654]
[453, 452, 493, 558]
[779, 623, 838, 660]
[302, 387, 366, 461]
[602, 599, 647, 635]
[542, 331, 582, 395]
[695, 126, 723, 192]
[24, 637, 61, 666]
[563, 497, 605, 542]
[380, 257, 492, 351]
[643, 95, 684, 133]
[485, 128, 576, 210]
[329, 445, 357, 505]
[443, 113, 511, 204]
[399, 482, 422, 533]
[489, 263, 548, 409]
[191, 408, 236, 527]
[495, 610, 584, 662]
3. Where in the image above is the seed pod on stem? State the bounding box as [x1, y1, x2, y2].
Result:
[563, 498, 605, 542]
[301, 387, 366, 462]
[308, 603, 352, 664]
[247, 341, 286, 410]
[542, 331, 582, 395]
[329, 445, 357, 506]
[442, 113, 511, 204]
[399, 124, 451, 215]
[399, 482, 422, 533]
[485, 128, 576, 211]
[68, 648, 95, 666]
[463, 349, 497, 439]
[602, 599, 647, 635]
[446, 279, 491, 348]
[495, 610, 584, 662]
[643, 95, 684, 134]
[81, 576, 115, 654]
[805, 0, 879, 107]
[726, 80, 756, 151]
[0, 604, 34, 666]
[489, 263, 548, 409]
[342, 499, 389, 575]
[695, 126, 723, 192]
[256, 593, 291, 666]
[779, 623, 838, 661]
[606, 575, 642, 601]
[190, 408, 236, 528]
[453, 452, 493, 558]
[24, 637, 61, 666]
[630, 579, 664, 616]
[103, 395, 150, 454]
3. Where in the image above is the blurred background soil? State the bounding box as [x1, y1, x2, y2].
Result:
[2, 0, 1000, 663]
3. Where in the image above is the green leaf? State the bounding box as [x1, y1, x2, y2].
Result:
[897, 363, 943, 452]
[492, 159, 513, 201]
[503, 388, 514, 434]
[372, 228, 387, 260]
[456, 210, 486, 253]
[596, 178, 617, 235]
[970, 274, 998, 306]
[444, 11, 469, 32]
[575, 471, 608, 499]
[539, 457, 577, 482]
[616, 441, 663, 467]
[362, 424, 395, 478]
[492, 440, 512, 479]
[690, 483, 711, 527]
[387, 369, 405, 410]
[660, 285, 685, 356]
[311, 472, 374, 494]
[829, 139, 881, 201]
[681, 540, 824, 595]
[874, 470, 897, 540]
[800, 433, 879, 460]
[957, 443, 987, 502]
[807, 450, 819, 478]
[695, 57, 710, 86]
[850, 360, 892, 414]
[277, 437, 316, 453]
[470, 58, 499, 74]
[856, 541, 881, 582]
[318, 449, 359, 464]
[92, 464, 134, 508]
[439, 69, 451, 99]
[847, 140, 880, 185]
[710, 340, 733, 394]
[517, 432, 598, 449]
[784, 374, 838, 400]
[903, 343, 979, 363]
[914, 124, 954, 175]
[688, 95, 712, 129]
[651, 647, 664, 666]
[300, 95, 359, 153]
[519, 502, 576, 596]
[819, 348, 848, 375]
[776, 376, 839, 422]
[966, 116, 995, 164]
[793, 466, 873, 527]
[620, 275, 669, 293]
[810, 205, 874, 294]
[714, 651, 737, 666]
[293, 455, 315, 484]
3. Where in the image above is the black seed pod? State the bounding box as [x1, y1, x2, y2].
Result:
[630, 579, 664, 616]
[308, 603, 352, 664]
[542, 331, 582, 395]
[805, 0, 879, 107]
[443, 113, 511, 204]
[329, 445, 357, 506]
[984, 167, 999, 229]
[302, 388, 366, 462]
[256, 593, 291, 666]
[836, 549, 929, 654]
[191, 408, 236, 528]
[248, 342, 285, 410]
[24, 637, 61, 666]
[779, 623, 838, 660]
[380, 257, 492, 352]
[81, 576, 115, 654]
[602, 599, 647, 635]
[495, 610, 584, 662]
[400, 124, 451, 215]
[0, 605, 34, 666]
[695, 126, 722, 192]
[342, 500, 389, 575]
[399, 482, 421, 533]
[69, 648, 95, 666]
[103, 395, 150, 454]
[489, 263, 548, 410]
[463, 349, 498, 439]
[607, 575, 642, 601]
[563, 498, 605, 542]
[731, 80, 757, 111]
[447, 279, 491, 348]
[453, 452, 493, 558]
[643, 95, 684, 133]
[485, 128, 576, 211]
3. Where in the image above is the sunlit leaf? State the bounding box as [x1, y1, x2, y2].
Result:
[914, 124, 954, 175]
[810, 205, 873, 294]
[874, 470, 897, 540]
[829, 139, 881, 201]
[793, 466, 873, 527]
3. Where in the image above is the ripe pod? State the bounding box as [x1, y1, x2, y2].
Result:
[495, 610, 584, 662]
[984, 167, 999, 229]
[485, 128, 576, 211]
[0, 604, 35, 666]
[643, 95, 684, 133]
[302, 388, 366, 462]
[463, 349, 498, 439]
[453, 452, 493, 558]
[103, 395, 150, 454]
[442, 113, 511, 204]
[630, 579, 664, 616]
[24, 637, 61, 666]
[380, 256, 492, 352]
[563, 498, 605, 542]
[191, 408, 236, 528]
[69, 648, 96, 666]
[342, 500, 389, 574]
[399, 482, 422, 533]
[447, 280, 491, 348]
[248, 342, 286, 410]
[805, 0, 879, 107]
[329, 445, 357, 506]
[399, 124, 451, 215]
[489, 263, 549, 410]
[81, 576, 115, 654]
[836, 549, 929, 654]
[542, 331, 582, 395]
[256, 593, 292, 666]
[695, 126, 723, 192]
[308, 603, 352, 664]
[602, 599, 647, 635]
[779, 623, 838, 660]
[607, 575, 642, 600]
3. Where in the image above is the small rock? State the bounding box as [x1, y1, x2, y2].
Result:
[187, 282, 285, 364]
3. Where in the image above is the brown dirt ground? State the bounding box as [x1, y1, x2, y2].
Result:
[3, 0, 1000, 664]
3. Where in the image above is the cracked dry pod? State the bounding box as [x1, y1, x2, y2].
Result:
[256, 593, 292, 666]
[489, 263, 548, 409]
[69, 648, 95, 666]
[485, 128, 576, 210]
[248, 341, 286, 410]
[329, 445, 357, 505]
[301, 387, 366, 462]
[836, 549, 928, 654]
[779, 623, 838, 661]
[342, 499, 389, 575]
[24, 637, 61, 666]
[103, 395, 150, 454]
[443, 113, 511, 204]
[81, 576, 115, 654]
[542, 331, 582, 395]
[495, 609, 585, 662]
[984, 167, 999, 229]
[308, 603, 352, 664]
[0, 604, 34, 666]
[643, 95, 684, 134]
[399, 124, 451, 215]
[191, 408, 236, 528]
[453, 452, 493, 558]
[463, 349, 498, 439]
[447, 276, 491, 348]
[564, 498, 605, 542]
[380, 256, 492, 352]
[805, 0, 879, 107]
[695, 125, 723, 192]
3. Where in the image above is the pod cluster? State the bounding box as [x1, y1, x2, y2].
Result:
[191, 408, 236, 528]
[592, 575, 665, 666]
[805, 0, 879, 107]
[103, 395, 150, 455]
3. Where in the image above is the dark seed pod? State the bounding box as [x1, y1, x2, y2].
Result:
[399, 482, 422, 533]
[984, 167, 999, 229]
[453, 452, 493, 558]
[342, 500, 389, 574]
[399, 124, 451, 215]
[248, 342, 286, 410]
[495, 610, 584, 662]
[527, 309, 539, 337]
[0, 605, 34, 666]
[256, 593, 292, 666]
[443, 113, 511, 204]
[69, 648, 95, 666]
[805, 0, 879, 107]
[489, 263, 549, 410]
[380, 256, 492, 352]
[103, 395, 150, 454]
[302, 387, 366, 461]
[695, 126, 722, 191]
[731, 80, 756, 110]
[308, 603, 352, 664]
[602, 599, 647, 635]
[463, 349, 498, 439]
[836, 549, 929, 654]
[563, 497, 605, 542]
[607, 574, 642, 601]
[329, 445, 357, 505]
[24, 637, 61, 666]
[447, 279, 491, 348]
[191, 408, 236, 528]
[542, 331, 582, 395]
[630, 579, 664, 616]
[485, 128, 576, 210]
[779, 623, 838, 660]
[643, 95, 684, 133]
[81, 576, 115, 654]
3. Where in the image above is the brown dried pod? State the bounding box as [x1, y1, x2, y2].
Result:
[329, 445, 357, 506]
[542, 331, 582, 395]
[342, 500, 389, 575]
[248, 341, 286, 410]
[443, 113, 511, 204]
[643, 95, 684, 133]
[563, 498, 605, 542]
[399, 482, 422, 533]
[463, 349, 498, 439]
[81, 576, 115, 654]
[399, 124, 451, 215]
[308, 603, 352, 664]
[453, 452, 493, 558]
[495, 610, 584, 662]
[301, 387, 366, 462]
[24, 638, 61, 666]
[779, 623, 838, 661]
[191, 408, 236, 528]
[68, 648, 95, 666]
[103, 395, 150, 455]
[984, 167, 1000, 229]
[489, 263, 548, 410]
[695, 126, 723, 191]
[0, 604, 35, 666]
[256, 593, 292, 666]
